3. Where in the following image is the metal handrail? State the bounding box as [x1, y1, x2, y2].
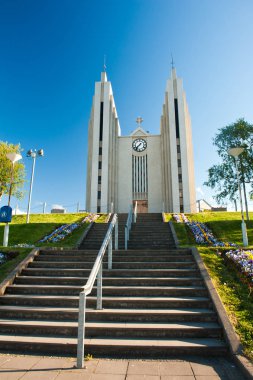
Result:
[76, 214, 118, 368]
[125, 202, 137, 250]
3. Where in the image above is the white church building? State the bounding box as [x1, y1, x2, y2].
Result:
[85, 68, 196, 214]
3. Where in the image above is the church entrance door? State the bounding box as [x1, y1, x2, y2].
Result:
[134, 200, 148, 213]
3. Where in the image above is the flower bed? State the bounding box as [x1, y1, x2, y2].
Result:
[39, 213, 99, 243]
[0, 251, 19, 266]
[173, 213, 236, 247]
[224, 249, 253, 290]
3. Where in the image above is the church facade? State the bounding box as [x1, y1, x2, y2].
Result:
[85, 68, 196, 214]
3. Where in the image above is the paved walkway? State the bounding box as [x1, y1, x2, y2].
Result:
[0, 354, 248, 380]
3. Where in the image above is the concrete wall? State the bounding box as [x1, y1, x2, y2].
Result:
[146, 135, 162, 212]
[117, 137, 132, 212]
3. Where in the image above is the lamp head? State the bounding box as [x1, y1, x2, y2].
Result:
[38, 149, 44, 157]
[6, 152, 22, 163]
[26, 149, 33, 157]
[228, 147, 244, 158]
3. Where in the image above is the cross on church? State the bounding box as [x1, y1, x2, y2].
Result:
[136, 117, 143, 126]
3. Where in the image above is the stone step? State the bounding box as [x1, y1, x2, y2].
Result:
[0, 320, 222, 338]
[0, 306, 217, 322]
[28, 261, 197, 269]
[5, 285, 208, 297]
[0, 335, 228, 356]
[35, 255, 194, 263]
[40, 249, 192, 256]
[0, 295, 212, 308]
[21, 268, 200, 277]
[127, 246, 177, 250]
[15, 276, 203, 286]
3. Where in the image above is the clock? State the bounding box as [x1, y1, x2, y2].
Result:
[132, 138, 147, 152]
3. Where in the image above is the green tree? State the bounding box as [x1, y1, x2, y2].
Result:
[0, 141, 25, 202]
[204, 118, 253, 219]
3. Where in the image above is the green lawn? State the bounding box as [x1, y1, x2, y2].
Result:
[0, 213, 107, 247]
[165, 212, 253, 247]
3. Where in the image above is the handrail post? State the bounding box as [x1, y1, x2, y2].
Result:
[108, 235, 112, 270]
[96, 262, 103, 310]
[133, 201, 137, 223]
[77, 292, 86, 368]
[115, 217, 118, 250]
[125, 225, 128, 250]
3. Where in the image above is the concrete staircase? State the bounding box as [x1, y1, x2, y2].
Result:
[0, 213, 227, 357]
[79, 214, 127, 250]
[129, 213, 176, 249]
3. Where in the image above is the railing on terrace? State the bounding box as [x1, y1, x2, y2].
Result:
[125, 201, 137, 250]
[76, 213, 118, 368]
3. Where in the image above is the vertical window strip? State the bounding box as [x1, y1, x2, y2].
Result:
[174, 99, 180, 139]
[99, 102, 104, 141]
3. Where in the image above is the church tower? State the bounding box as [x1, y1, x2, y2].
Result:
[161, 68, 196, 213]
[85, 71, 120, 213]
[86, 68, 196, 214]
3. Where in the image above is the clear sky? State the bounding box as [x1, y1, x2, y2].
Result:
[1, 0, 253, 213]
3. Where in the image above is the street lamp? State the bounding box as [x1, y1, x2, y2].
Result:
[26, 149, 44, 223]
[228, 147, 248, 246]
[3, 152, 22, 246]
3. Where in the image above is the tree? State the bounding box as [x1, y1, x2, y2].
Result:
[204, 119, 253, 219]
[0, 141, 25, 202]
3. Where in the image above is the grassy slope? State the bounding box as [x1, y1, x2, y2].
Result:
[0, 213, 108, 282]
[0, 213, 95, 247]
[199, 247, 253, 360]
[165, 212, 253, 360]
[188, 211, 253, 246]
[166, 212, 253, 247]
[0, 248, 31, 283]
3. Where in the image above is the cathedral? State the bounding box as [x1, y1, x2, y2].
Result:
[85, 68, 196, 214]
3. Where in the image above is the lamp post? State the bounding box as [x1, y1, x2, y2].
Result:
[228, 147, 248, 246]
[3, 152, 22, 247]
[26, 149, 44, 223]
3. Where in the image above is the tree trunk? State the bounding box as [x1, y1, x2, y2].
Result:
[234, 199, 237, 212]
[242, 179, 250, 220]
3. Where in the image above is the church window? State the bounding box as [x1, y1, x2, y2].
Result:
[178, 159, 181, 167]
[98, 176, 101, 184]
[177, 145, 181, 153]
[98, 161, 102, 169]
[98, 191, 101, 199]
[99, 147, 102, 155]
[178, 174, 182, 182]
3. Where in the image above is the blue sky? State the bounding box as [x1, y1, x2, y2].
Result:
[1, 0, 253, 212]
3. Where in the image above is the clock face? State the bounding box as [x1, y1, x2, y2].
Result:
[132, 138, 147, 152]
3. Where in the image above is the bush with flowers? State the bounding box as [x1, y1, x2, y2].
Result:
[39, 213, 99, 243]
[173, 213, 236, 247]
